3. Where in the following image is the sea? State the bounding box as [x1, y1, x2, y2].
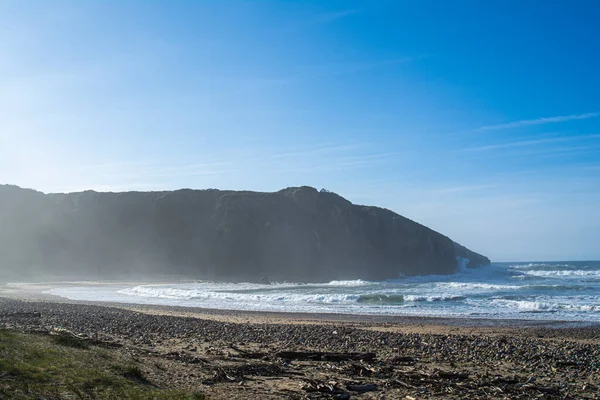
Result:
[45, 261, 600, 322]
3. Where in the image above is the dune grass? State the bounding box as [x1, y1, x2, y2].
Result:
[0, 330, 205, 400]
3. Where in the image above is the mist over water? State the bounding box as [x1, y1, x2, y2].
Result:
[46, 261, 600, 321]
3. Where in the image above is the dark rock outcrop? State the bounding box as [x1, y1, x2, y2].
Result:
[0, 185, 490, 282]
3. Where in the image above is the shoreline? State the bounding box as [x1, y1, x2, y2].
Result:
[1, 293, 599, 398]
[3, 280, 600, 330]
[2, 281, 600, 332]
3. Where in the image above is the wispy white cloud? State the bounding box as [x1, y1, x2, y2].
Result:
[476, 112, 600, 131]
[462, 133, 600, 152]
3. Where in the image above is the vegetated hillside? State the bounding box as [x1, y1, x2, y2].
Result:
[0, 185, 489, 282]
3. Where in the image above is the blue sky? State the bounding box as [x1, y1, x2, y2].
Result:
[1, 1, 599, 261]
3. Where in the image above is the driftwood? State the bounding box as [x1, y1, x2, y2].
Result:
[277, 351, 376, 362]
[47, 327, 122, 349]
[391, 379, 417, 389]
[302, 379, 346, 395]
[164, 351, 209, 364]
[437, 371, 470, 380]
[556, 360, 579, 367]
[347, 383, 378, 392]
[228, 344, 267, 359]
[523, 384, 560, 395]
[391, 356, 418, 365]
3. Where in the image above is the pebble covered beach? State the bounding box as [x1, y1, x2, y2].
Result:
[1, 295, 599, 399]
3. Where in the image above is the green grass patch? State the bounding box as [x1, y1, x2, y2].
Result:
[0, 330, 205, 400]
[52, 333, 91, 349]
[116, 364, 151, 385]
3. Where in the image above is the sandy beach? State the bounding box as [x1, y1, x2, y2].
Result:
[1, 283, 599, 399]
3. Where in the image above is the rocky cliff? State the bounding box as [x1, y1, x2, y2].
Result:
[0, 185, 490, 282]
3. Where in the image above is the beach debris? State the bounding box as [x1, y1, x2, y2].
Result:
[164, 350, 209, 364]
[335, 393, 351, 400]
[1, 298, 599, 399]
[555, 360, 580, 367]
[522, 384, 560, 395]
[346, 383, 378, 392]
[206, 367, 239, 384]
[277, 351, 376, 362]
[436, 370, 470, 380]
[392, 379, 418, 389]
[49, 326, 81, 337]
[302, 378, 347, 395]
[227, 344, 268, 359]
[207, 362, 286, 384]
[491, 376, 519, 385]
[391, 355, 418, 365]
[341, 363, 378, 377]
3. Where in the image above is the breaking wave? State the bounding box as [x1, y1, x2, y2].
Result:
[327, 280, 371, 287]
[509, 263, 573, 270]
[404, 295, 467, 302]
[118, 285, 472, 305]
[492, 299, 600, 313]
[118, 285, 362, 304]
[518, 270, 600, 279]
[46, 261, 600, 321]
[435, 282, 520, 291]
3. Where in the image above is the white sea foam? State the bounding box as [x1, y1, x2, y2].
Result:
[43, 261, 600, 322]
[435, 282, 520, 291]
[118, 285, 362, 304]
[509, 263, 561, 270]
[120, 285, 467, 304]
[404, 294, 466, 302]
[507, 300, 557, 311]
[326, 279, 371, 287]
[455, 256, 470, 273]
[492, 299, 600, 313]
[519, 270, 600, 279]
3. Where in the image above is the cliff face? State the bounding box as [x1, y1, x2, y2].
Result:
[0, 185, 490, 282]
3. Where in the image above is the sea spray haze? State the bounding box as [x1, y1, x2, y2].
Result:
[47, 261, 600, 322]
[0, 185, 488, 283]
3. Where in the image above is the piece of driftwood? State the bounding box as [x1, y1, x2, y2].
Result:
[228, 344, 267, 359]
[347, 383, 378, 392]
[523, 384, 560, 395]
[277, 351, 376, 362]
[47, 327, 122, 349]
[164, 351, 209, 364]
[391, 356, 418, 364]
[392, 379, 417, 389]
[437, 371, 470, 380]
[555, 360, 579, 367]
[302, 379, 346, 395]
